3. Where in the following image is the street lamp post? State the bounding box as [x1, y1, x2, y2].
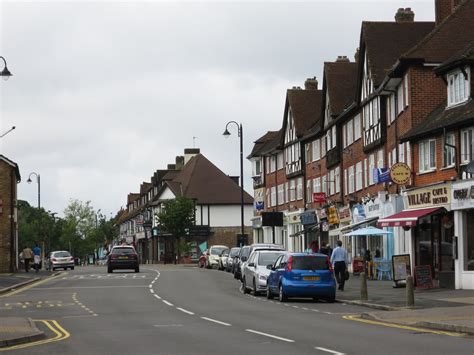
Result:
[223, 121, 245, 246]
[27, 172, 41, 209]
[0, 56, 12, 81]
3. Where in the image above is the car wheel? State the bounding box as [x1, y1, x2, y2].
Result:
[266, 285, 273, 299]
[251, 279, 258, 296]
[242, 277, 250, 294]
[278, 284, 287, 302]
[135, 267, 140, 273]
[71, 267, 75, 271]
[312, 297, 319, 302]
[108, 267, 113, 273]
[326, 294, 336, 303]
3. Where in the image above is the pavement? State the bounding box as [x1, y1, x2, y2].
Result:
[0, 269, 58, 294]
[337, 274, 474, 335]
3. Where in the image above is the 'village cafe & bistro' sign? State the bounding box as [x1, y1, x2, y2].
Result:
[405, 183, 451, 209]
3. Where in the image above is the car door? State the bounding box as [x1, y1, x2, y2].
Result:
[244, 252, 256, 283]
[268, 255, 283, 292]
[276, 254, 289, 286]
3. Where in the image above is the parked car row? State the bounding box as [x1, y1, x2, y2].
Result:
[199, 243, 337, 303]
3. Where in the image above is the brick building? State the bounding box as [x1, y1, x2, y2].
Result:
[0, 155, 21, 273]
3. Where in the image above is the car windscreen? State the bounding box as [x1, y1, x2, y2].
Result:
[112, 248, 135, 255]
[241, 247, 250, 258]
[53, 251, 71, 258]
[292, 256, 328, 270]
[222, 250, 229, 256]
[229, 248, 240, 257]
[211, 247, 227, 255]
[258, 252, 284, 266]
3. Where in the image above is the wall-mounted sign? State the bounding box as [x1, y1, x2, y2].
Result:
[392, 254, 411, 282]
[338, 205, 351, 224]
[262, 212, 284, 227]
[390, 162, 411, 185]
[300, 211, 318, 225]
[327, 206, 340, 225]
[374, 168, 391, 184]
[313, 192, 326, 203]
[405, 183, 451, 209]
[451, 181, 474, 210]
[352, 204, 366, 223]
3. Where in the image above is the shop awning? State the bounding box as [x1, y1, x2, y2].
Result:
[289, 224, 318, 237]
[377, 207, 443, 227]
[340, 217, 379, 233]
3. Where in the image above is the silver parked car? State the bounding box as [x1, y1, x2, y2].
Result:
[242, 250, 286, 295]
[46, 250, 75, 271]
[226, 247, 241, 272]
[239, 243, 285, 281]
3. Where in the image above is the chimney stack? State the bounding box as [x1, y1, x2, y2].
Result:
[184, 148, 200, 164]
[304, 77, 318, 90]
[175, 156, 185, 170]
[435, 0, 458, 26]
[336, 56, 350, 63]
[354, 48, 360, 63]
[395, 8, 415, 23]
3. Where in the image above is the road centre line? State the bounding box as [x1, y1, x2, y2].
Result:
[177, 307, 195, 315]
[315, 346, 345, 354]
[153, 294, 161, 300]
[162, 300, 174, 306]
[200, 317, 231, 326]
[245, 329, 295, 343]
[150, 289, 154, 293]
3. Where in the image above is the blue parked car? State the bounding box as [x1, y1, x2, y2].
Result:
[266, 252, 336, 303]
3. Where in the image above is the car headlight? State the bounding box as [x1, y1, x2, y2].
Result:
[259, 275, 267, 281]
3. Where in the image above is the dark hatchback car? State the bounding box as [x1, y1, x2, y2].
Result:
[108, 246, 139, 273]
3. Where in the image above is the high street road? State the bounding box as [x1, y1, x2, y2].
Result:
[0, 265, 472, 354]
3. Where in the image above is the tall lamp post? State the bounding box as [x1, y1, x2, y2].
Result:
[223, 121, 245, 245]
[0, 56, 12, 81]
[27, 172, 41, 209]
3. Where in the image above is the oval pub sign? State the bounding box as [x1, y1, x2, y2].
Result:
[390, 162, 411, 185]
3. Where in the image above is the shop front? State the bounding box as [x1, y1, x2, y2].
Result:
[286, 210, 303, 252]
[378, 183, 454, 288]
[300, 210, 319, 251]
[451, 180, 474, 289]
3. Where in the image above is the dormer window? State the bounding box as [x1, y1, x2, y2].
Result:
[447, 67, 470, 107]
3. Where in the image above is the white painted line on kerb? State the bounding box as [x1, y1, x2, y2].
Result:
[315, 346, 345, 355]
[200, 317, 231, 326]
[162, 300, 173, 306]
[153, 294, 161, 300]
[177, 307, 195, 315]
[245, 329, 295, 343]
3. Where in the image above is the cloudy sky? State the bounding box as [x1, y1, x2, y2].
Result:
[0, 0, 434, 218]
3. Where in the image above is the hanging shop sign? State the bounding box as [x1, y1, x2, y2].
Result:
[352, 203, 367, 223]
[405, 183, 451, 209]
[254, 188, 265, 211]
[300, 210, 318, 225]
[390, 163, 411, 185]
[338, 205, 352, 224]
[374, 167, 391, 184]
[451, 181, 474, 210]
[312, 192, 327, 203]
[327, 206, 340, 225]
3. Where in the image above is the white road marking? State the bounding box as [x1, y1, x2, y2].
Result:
[150, 289, 155, 294]
[162, 300, 174, 306]
[149, 285, 152, 288]
[200, 317, 231, 326]
[245, 329, 295, 343]
[153, 324, 183, 327]
[177, 307, 194, 315]
[315, 346, 345, 354]
[62, 314, 98, 319]
[153, 294, 161, 300]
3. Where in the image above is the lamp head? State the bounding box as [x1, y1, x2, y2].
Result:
[1, 66, 12, 81]
[223, 128, 231, 139]
[27, 178, 32, 183]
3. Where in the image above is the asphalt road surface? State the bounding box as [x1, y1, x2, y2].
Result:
[0, 265, 472, 354]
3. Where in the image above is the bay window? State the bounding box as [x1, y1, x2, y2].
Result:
[447, 68, 470, 107]
[419, 139, 436, 172]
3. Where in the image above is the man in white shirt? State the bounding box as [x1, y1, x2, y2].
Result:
[330, 240, 349, 291]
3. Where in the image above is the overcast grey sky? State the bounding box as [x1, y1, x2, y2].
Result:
[0, 0, 434, 217]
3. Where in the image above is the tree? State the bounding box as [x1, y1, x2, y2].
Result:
[157, 197, 195, 263]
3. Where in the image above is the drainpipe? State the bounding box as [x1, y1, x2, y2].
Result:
[443, 127, 460, 179]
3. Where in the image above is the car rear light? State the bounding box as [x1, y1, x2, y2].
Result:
[51, 258, 57, 262]
[326, 256, 333, 273]
[285, 256, 293, 272]
[110, 254, 118, 260]
[131, 254, 137, 259]
[69, 257, 74, 261]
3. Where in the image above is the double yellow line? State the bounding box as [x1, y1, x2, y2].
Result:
[0, 320, 70, 352]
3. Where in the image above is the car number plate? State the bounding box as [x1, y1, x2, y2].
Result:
[119, 256, 128, 259]
[303, 276, 320, 281]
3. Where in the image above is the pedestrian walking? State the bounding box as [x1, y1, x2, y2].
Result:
[330, 240, 349, 291]
[319, 242, 332, 257]
[33, 242, 41, 272]
[22, 246, 34, 272]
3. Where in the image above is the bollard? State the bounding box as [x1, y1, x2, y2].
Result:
[406, 275, 415, 307]
[360, 272, 368, 301]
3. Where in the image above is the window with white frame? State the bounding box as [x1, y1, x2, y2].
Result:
[377, 149, 384, 168]
[306, 180, 312, 203]
[289, 180, 296, 201]
[419, 139, 436, 172]
[322, 175, 327, 194]
[253, 159, 262, 176]
[284, 182, 289, 203]
[348, 165, 355, 194]
[387, 93, 396, 124]
[356, 162, 362, 191]
[270, 155, 277, 172]
[321, 136, 327, 157]
[344, 169, 348, 196]
[335, 167, 340, 194]
[461, 127, 474, 164]
[369, 154, 375, 185]
[296, 177, 303, 200]
[266, 189, 270, 208]
[347, 120, 354, 146]
[391, 148, 397, 167]
[343, 123, 347, 148]
[364, 158, 368, 188]
[312, 139, 321, 161]
[314, 177, 321, 193]
[277, 152, 284, 170]
[332, 126, 337, 149]
[443, 133, 456, 168]
[270, 186, 277, 207]
[397, 83, 404, 114]
[447, 68, 470, 107]
[398, 144, 405, 163]
[278, 184, 284, 205]
[354, 114, 361, 141]
[329, 169, 335, 195]
[403, 73, 409, 108]
[407, 142, 411, 168]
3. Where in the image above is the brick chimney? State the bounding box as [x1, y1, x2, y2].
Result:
[395, 8, 415, 22]
[336, 56, 350, 63]
[175, 156, 185, 170]
[354, 48, 360, 63]
[435, 0, 458, 26]
[184, 148, 200, 164]
[304, 77, 318, 90]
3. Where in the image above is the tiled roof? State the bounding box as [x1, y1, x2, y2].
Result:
[325, 61, 358, 116]
[140, 182, 152, 194]
[127, 193, 140, 205]
[287, 89, 322, 138]
[0, 155, 21, 182]
[400, 0, 474, 64]
[401, 99, 474, 142]
[247, 130, 281, 158]
[436, 43, 474, 74]
[168, 153, 253, 205]
[362, 21, 435, 86]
